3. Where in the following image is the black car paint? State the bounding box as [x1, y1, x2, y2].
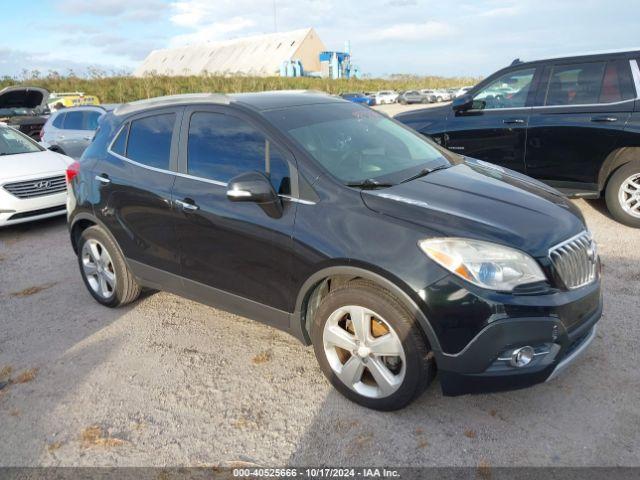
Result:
[396, 50, 640, 197]
[68, 93, 602, 396]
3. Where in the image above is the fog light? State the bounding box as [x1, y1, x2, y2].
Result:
[510, 346, 534, 367]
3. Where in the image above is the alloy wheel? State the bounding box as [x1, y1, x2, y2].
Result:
[81, 239, 117, 299]
[618, 173, 640, 219]
[322, 305, 406, 399]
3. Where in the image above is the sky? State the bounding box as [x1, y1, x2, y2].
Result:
[1, 0, 639, 78]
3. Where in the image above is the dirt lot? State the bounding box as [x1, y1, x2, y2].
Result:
[1, 104, 639, 467]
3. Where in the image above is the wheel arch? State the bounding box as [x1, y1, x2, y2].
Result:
[69, 213, 117, 256]
[292, 264, 442, 355]
[598, 147, 640, 191]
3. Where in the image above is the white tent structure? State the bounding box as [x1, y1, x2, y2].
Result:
[134, 28, 326, 77]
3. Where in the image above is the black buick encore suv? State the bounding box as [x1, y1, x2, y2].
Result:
[396, 49, 640, 228]
[66, 92, 602, 410]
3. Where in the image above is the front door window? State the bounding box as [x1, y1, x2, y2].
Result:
[472, 68, 536, 110]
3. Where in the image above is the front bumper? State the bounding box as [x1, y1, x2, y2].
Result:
[0, 185, 67, 227]
[427, 278, 602, 396]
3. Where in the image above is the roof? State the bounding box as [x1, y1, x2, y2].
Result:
[134, 28, 320, 77]
[113, 91, 342, 116]
[509, 48, 640, 69]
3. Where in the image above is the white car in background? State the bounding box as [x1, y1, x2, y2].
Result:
[375, 90, 399, 104]
[454, 86, 474, 97]
[434, 89, 453, 101]
[0, 123, 73, 227]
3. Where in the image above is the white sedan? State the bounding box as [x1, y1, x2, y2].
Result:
[375, 91, 399, 104]
[0, 123, 74, 227]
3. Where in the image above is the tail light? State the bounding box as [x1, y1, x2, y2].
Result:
[66, 161, 81, 184]
[38, 128, 44, 141]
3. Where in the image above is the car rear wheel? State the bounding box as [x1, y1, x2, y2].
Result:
[77, 226, 141, 307]
[311, 279, 435, 410]
[605, 160, 640, 228]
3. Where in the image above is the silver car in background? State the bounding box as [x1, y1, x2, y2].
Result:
[40, 105, 113, 159]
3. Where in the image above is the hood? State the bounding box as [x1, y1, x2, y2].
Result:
[394, 103, 451, 131]
[361, 162, 586, 258]
[0, 86, 49, 110]
[0, 150, 73, 182]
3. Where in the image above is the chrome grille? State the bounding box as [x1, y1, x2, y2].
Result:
[3, 175, 66, 199]
[549, 232, 598, 290]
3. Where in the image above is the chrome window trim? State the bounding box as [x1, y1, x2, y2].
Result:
[107, 124, 316, 204]
[630, 59, 640, 98]
[174, 171, 227, 187]
[107, 123, 175, 176]
[471, 98, 637, 113]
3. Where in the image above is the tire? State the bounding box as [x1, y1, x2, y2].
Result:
[604, 160, 640, 228]
[311, 279, 435, 411]
[77, 226, 141, 307]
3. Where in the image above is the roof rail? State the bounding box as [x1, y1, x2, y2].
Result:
[114, 93, 230, 116]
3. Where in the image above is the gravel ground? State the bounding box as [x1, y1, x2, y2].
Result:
[0, 106, 639, 467]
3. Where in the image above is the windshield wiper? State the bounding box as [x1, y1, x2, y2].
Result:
[346, 178, 395, 190]
[400, 164, 450, 184]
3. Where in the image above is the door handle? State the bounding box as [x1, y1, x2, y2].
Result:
[590, 116, 617, 123]
[83, 135, 94, 140]
[175, 199, 199, 211]
[503, 118, 526, 124]
[95, 174, 110, 184]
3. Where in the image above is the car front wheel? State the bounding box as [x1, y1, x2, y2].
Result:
[311, 280, 435, 410]
[605, 160, 640, 228]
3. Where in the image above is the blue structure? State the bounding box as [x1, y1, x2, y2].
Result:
[280, 59, 304, 77]
[280, 40, 360, 79]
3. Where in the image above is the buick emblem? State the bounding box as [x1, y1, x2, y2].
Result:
[34, 180, 51, 189]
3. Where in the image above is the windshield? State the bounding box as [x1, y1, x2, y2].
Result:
[0, 107, 36, 117]
[265, 103, 450, 183]
[0, 126, 44, 155]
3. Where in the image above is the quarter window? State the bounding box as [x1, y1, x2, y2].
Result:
[111, 124, 128, 156]
[126, 113, 175, 170]
[187, 112, 290, 194]
[85, 111, 102, 130]
[472, 68, 536, 110]
[52, 113, 65, 129]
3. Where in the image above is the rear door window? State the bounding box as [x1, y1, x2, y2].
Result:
[544, 60, 636, 106]
[187, 111, 290, 194]
[126, 113, 175, 170]
[63, 111, 84, 130]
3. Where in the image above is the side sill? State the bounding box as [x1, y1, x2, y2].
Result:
[127, 259, 295, 336]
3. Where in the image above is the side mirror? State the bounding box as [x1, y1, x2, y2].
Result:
[452, 94, 473, 113]
[226, 171, 283, 218]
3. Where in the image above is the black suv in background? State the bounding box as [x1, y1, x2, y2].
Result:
[0, 86, 50, 139]
[66, 92, 601, 410]
[396, 50, 640, 227]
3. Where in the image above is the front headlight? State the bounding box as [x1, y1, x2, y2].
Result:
[418, 238, 546, 291]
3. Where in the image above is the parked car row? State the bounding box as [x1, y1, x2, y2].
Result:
[339, 88, 463, 106]
[7, 46, 639, 411]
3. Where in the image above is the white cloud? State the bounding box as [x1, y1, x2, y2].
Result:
[369, 21, 456, 41]
[476, 5, 521, 18]
[57, 0, 168, 20]
[169, 17, 257, 46]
